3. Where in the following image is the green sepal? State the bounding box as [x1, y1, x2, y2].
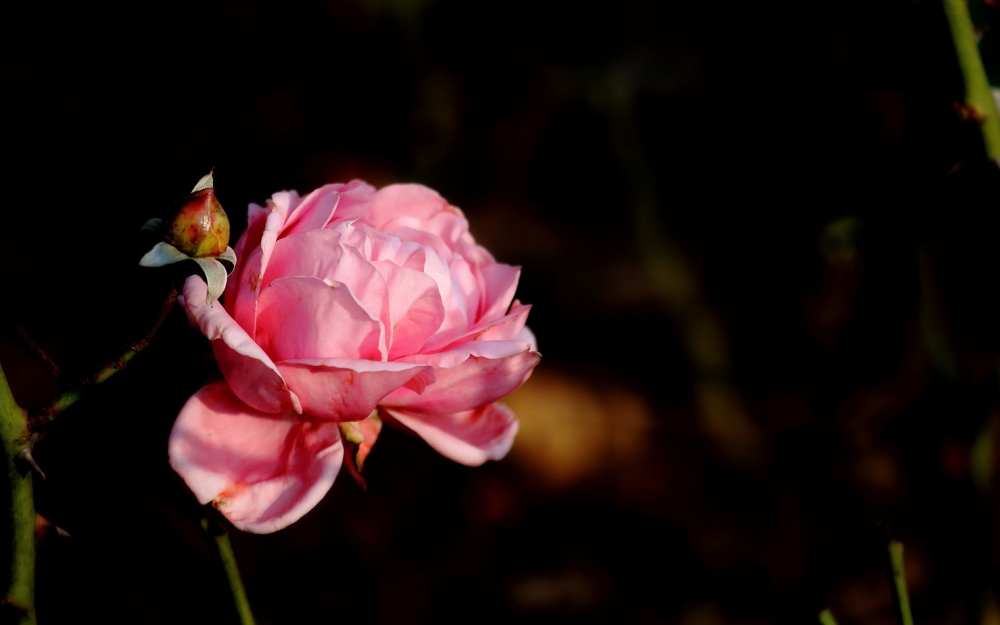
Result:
[138, 242, 191, 267]
[141, 218, 163, 233]
[193, 257, 229, 305]
[191, 170, 215, 193]
[338, 421, 365, 445]
[217, 246, 237, 275]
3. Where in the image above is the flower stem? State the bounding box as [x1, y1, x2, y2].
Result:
[887, 539, 915, 625]
[942, 0, 1000, 163]
[818, 609, 839, 625]
[204, 519, 255, 625]
[27, 286, 177, 432]
[0, 362, 36, 625]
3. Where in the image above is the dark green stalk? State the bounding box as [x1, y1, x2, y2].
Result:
[0, 362, 35, 625]
[942, 0, 1000, 162]
[204, 519, 255, 625]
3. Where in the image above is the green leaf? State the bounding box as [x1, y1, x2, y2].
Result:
[139, 242, 190, 267]
[193, 258, 228, 305]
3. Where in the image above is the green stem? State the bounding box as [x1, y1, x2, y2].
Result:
[818, 609, 839, 625]
[0, 362, 36, 625]
[27, 286, 177, 432]
[887, 539, 915, 625]
[205, 520, 255, 625]
[942, 0, 1000, 163]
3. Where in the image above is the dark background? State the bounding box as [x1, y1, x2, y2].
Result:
[2, 0, 1000, 623]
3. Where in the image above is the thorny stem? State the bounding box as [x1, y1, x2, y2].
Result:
[942, 0, 1000, 163]
[203, 518, 255, 625]
[0, 362, 35, 625]
[27, 286, 178, 432]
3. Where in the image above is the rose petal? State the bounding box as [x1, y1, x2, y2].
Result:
[367, 184, 450, 232]
[276, 358, 435, 421]
[225, 202, 270, 311]
[183, 276, 301, 414]
[281, 185, 344, 238]
[478, 263, 521, 324]
[383, 402, 519, 466]
[255, 277, 385, 362]
[439, 301, 532, 350]
[168, 381, 343, 533]
[382, 340, 540, 414]
[327, 179, 375, 225]
[264, 229, 391, 335]
[373, 260, 445, 359]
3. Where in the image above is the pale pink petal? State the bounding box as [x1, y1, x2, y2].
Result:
[224, 202, 269, 310]
[513, 324, 538, 352]
[382, 340, 540, 414]
[277, 358, 435, 421]
[183, 276, 301, 414]
[439, 302, 532, 350]
[367, 184, 449, 231]
[478, 263, 521, 324]
[374, 261, 445, 360]
[383, 402, 519, 466]
[327, 179, 376, 224]
[224, 202, 287, 338]
[227, 245, 264, 335]
[255, 277, 385, 362]
[418, 248, 470, 349]
[448, 257, 481, 326]
[264, 229, 391, 337]
[168, 381, 343, 533]
[281, 183, 369, 238]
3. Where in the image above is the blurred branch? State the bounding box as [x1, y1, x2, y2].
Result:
[26, 286, 177, 432]
[0, 362, 35, 625]
[589, 67, 765, 468]
[886, 539, 915, 625]
[13, 326, 61, 382]
[943, 0, 1000, 163]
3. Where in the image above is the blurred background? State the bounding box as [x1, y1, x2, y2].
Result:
[3, 0, 1000, 623]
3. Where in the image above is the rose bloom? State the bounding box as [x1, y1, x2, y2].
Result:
[168, 181, 540, 532]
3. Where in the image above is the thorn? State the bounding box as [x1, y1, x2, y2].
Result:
[17, 447, 45, 480]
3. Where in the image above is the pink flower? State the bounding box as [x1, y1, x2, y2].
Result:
[168, 181, 540, 533]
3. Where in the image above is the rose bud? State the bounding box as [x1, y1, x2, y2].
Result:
[164, 186, 231, 257]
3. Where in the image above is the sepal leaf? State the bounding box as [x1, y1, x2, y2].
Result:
[139, 242, 191, 267]
[193, 258, 229, 305]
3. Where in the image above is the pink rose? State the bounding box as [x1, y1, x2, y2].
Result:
[168, 180, 540, 533]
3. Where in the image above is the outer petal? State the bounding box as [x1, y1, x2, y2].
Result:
[224, 202, 269, 312]
[276, 358, 435, 421]
[168, 381, 343, 533]
[438, 301, 532, 350]
[382, 340, 540, 414]
[383, 402, 519, 466]
[183, 276, 301, 414]
[478, 263, 521, 324]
